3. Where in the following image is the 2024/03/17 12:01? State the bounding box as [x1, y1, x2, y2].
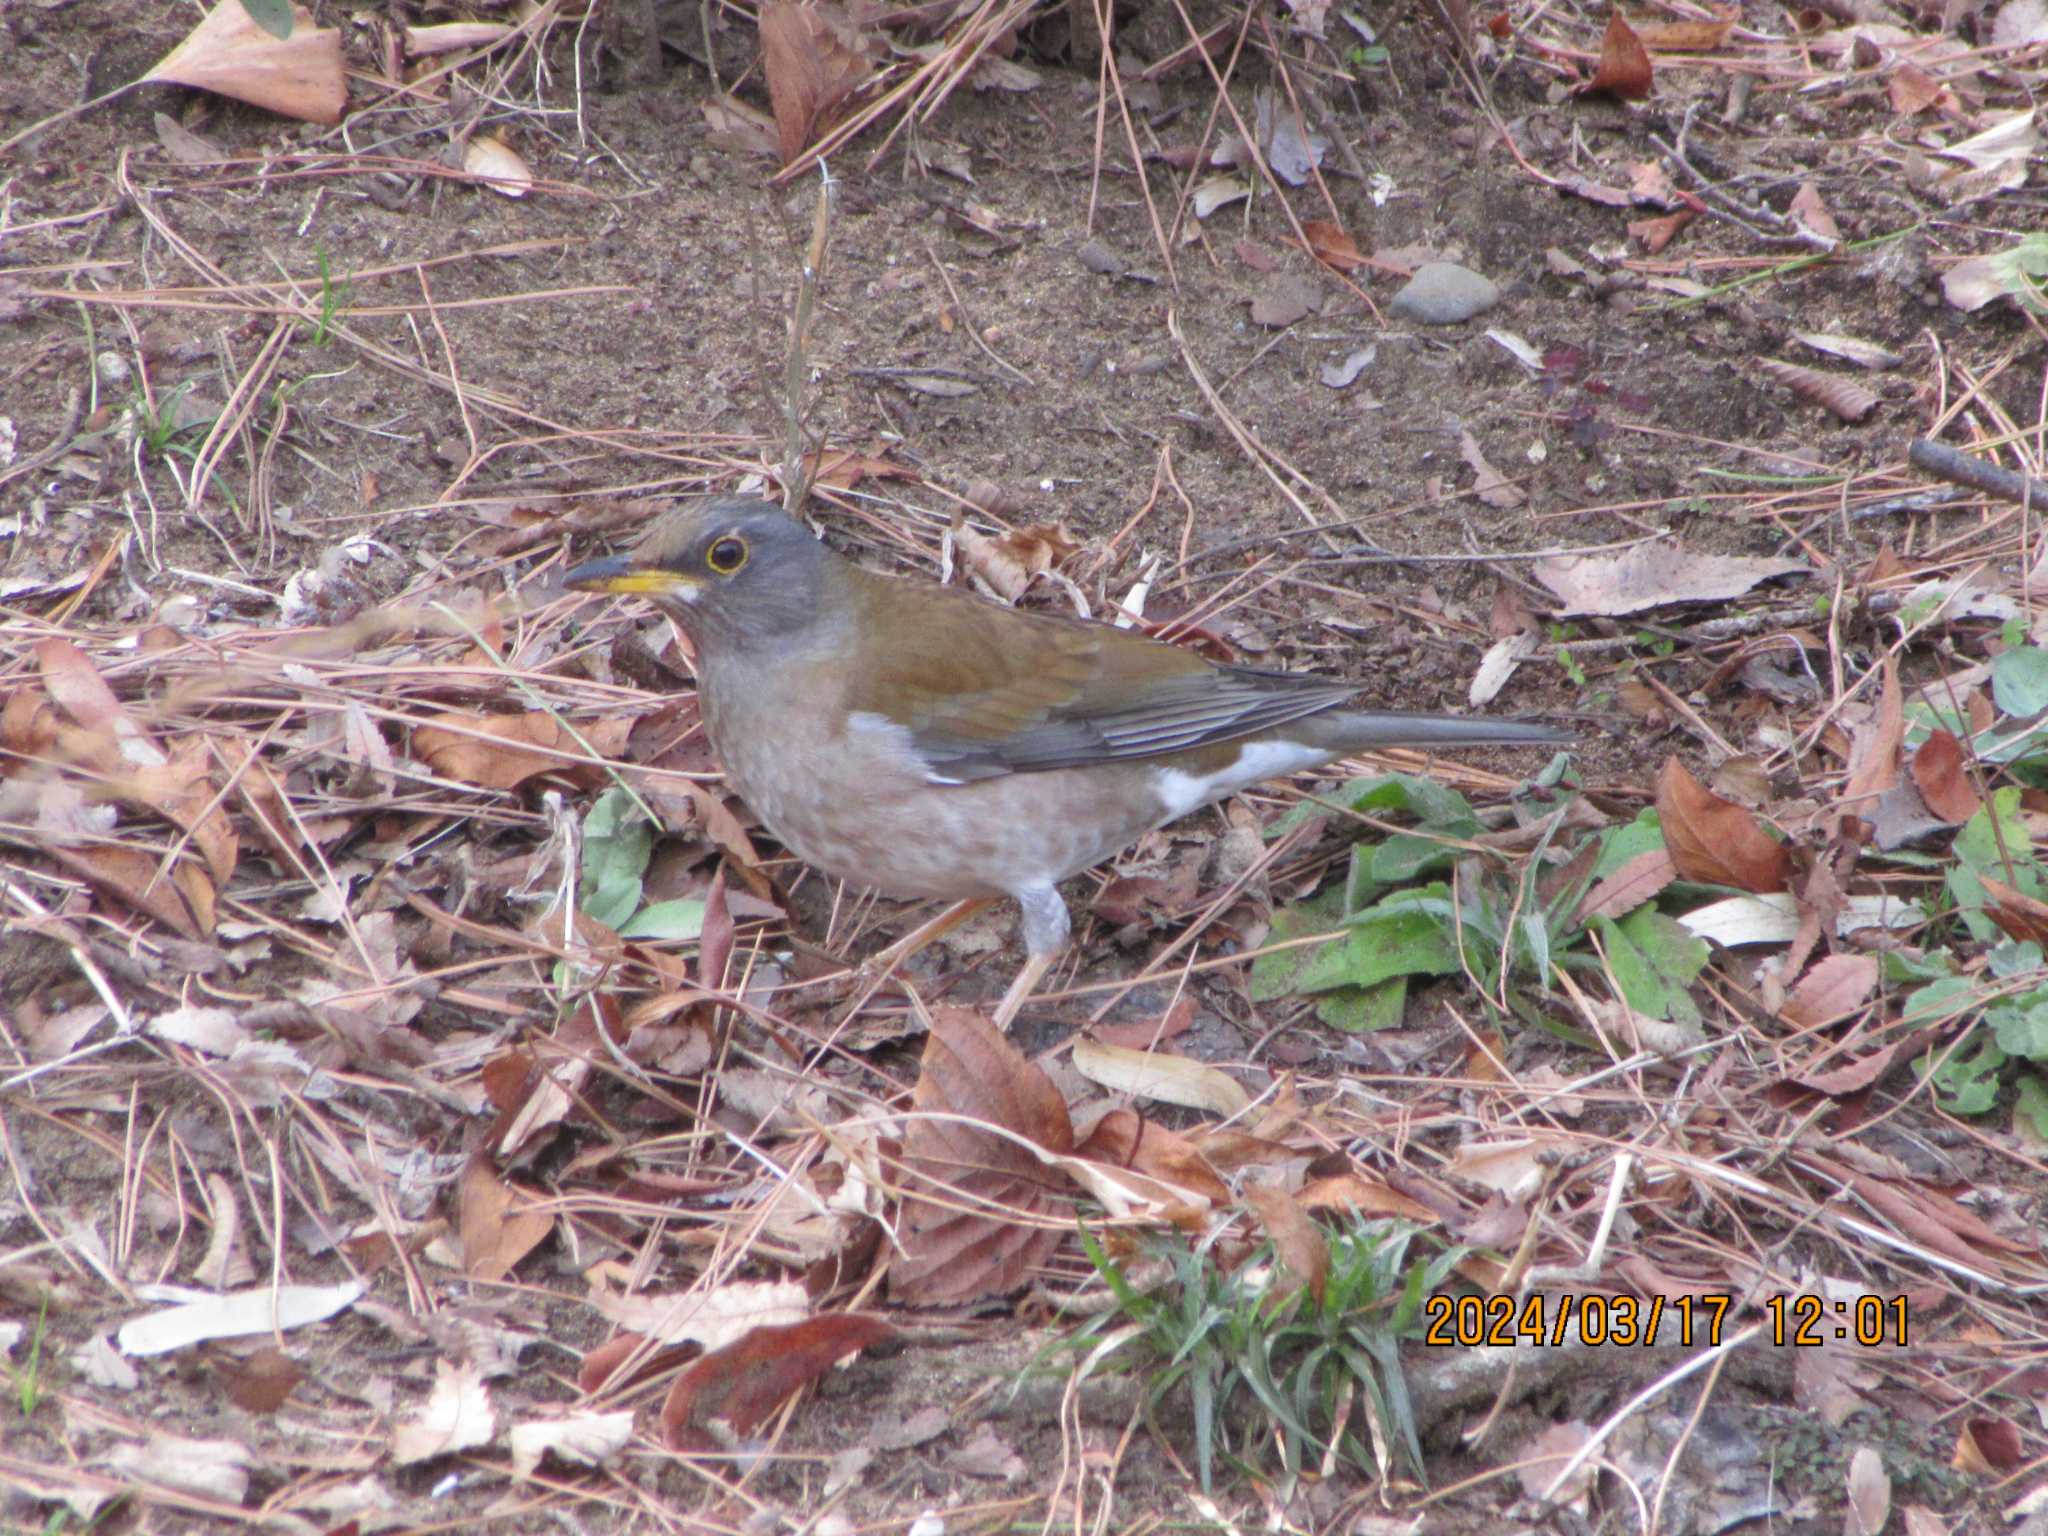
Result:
[1422, 1293, 1737, 1349]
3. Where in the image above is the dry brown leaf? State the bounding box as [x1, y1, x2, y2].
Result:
[392, 1359, 497, 1466]
[1847, 1446, 1891, 1536]
[46, 843, 216, 938]
[953, 522, 1080, 603]
[887, 1007, 1073, 1303]
[1977, 875, 2048, 948]
[758, 0, 873, 167]
[1656, 757, 1791, 894]
[142, 2, 346, 125]
[1910, 730, 1981, 823]
[1242, 1182, 1329, 1303]
[211, 1346, 304, 1413]
[459, 1156, 553, 1283]
[1780, 954, 1880, 1027]
[1302, 218, 1366, 272]
[412, 711, 630, 792]
[659, 1314, 895, 1448]
[1575, 847, 1678, 923]
[1295, 1171, 1437, 1224]
[1457, 430, 1525, 509]
[1838, 657, 1904, 827]
[464, 134, 532, 198]
[1069, 1037, 1250, 1117]
[1628, 208, 1696, 254]
[1579, 10, 1653, 98]
[1760, 360, 1879, 422]
[1073, 1108, 1231, 1203]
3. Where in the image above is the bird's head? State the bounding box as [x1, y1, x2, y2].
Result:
[564, 498, 837, 653]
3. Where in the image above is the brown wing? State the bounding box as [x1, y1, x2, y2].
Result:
[839, 572, 1355, 783]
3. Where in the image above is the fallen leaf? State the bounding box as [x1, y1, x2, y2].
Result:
[1579, 10, 1653, 98]
[1656, 756, 1790, 894]
[392, 1359, 497, 1466]
[660, 1314, 894, 1447]
[1574, 847, 1678, 922]
[758, 0, 873, 166]
[888, 1008, 1073, 1303]
[1910, 730, 1980, 823]
[1780, 955, 1880, 1027]
[1070, 1037, 1251, 1116]
[508, 1410, 635, 1478]
[1847, 1446, 1891, 1536]
[142, 1, 345, 124]
[1533, 540, 1807, 617]
[1242, 1182, 1328, 1303]
[953, 522, 1080, 602]
[1302, 218, 1365, 272]
[1759, 360, 1879, 422]
[1458, 430, 1524, 508]
[459, 1156, 553, 1283]
[118, 1280, 365, 1355]
[464, 134, 532, 198]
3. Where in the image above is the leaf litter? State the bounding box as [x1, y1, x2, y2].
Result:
[5, 0, 2048, 1525]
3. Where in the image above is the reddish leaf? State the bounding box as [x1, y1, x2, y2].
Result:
[1977, 875, 2048, 948]
[1242, 1184, 1328, 1304]
[1302, 219, 1365, 272]
[758, 0, 873, 166]
[212, 1347, 304, 1413]
[1759, 360, 1878, 423]
[45, 842, 215, 938]
[698, 866, 735, 989]
[1838, 656, 1904, 829]
[659, 1314, 895, 1447]
[1778, 954, 1880, 1028]
[887, 1008, 1073, 1303]
[1656, 757, 1790, 894]
[1579, 10, 1652, 98]
[1910, 730, 1980, 823]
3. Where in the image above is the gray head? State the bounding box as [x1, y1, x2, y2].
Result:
[563, 498, 839, 654]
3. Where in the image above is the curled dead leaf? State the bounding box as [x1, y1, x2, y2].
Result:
[1656, 756, 1790, 894]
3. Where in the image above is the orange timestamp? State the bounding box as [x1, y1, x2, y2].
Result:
[1422, 1293, 1734, 1349]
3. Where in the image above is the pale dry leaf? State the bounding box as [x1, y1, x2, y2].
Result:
[1533, 540, 1807, 617]
[1847, 1446, 1892, 1536]
[463, 134, 532, 198]
[105, 1434, 252, 1504]
[508, 1409, 635, 1478]
[391, 1359, 497, 1466]
[142, 2, 346, 124]
[1468, 631, 1537, 707]
[1070, 1037, 1251, 1116]
[588, 1276, 807, 1348]
[118, 1279, 365, 1355]
[1459, 430, 1525, 508]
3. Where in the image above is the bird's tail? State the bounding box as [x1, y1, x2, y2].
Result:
[1301, 711, 1573, 753]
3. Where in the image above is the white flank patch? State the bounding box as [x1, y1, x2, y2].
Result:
[1153, 740, 1329, 819]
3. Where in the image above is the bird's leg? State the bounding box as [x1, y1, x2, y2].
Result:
[992, 883, 1071, 1030]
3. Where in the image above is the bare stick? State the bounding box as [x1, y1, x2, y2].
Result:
[782, 162, 835, 515]
[1908, 437, 2048, 512]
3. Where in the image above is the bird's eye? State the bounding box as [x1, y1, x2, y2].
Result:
[706, 536, 748, 575]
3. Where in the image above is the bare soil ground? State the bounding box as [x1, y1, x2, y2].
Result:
[3, 0, 2046, 1529]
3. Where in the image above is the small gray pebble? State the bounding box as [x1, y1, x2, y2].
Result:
[1388, 262, 1501, 325]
